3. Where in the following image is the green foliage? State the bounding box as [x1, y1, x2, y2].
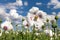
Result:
[0, 29, 60, 40]
[0, 19, 2, 23]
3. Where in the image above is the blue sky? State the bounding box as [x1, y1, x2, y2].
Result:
[0, 0, 60, 16]
[0, 0, 60, 27]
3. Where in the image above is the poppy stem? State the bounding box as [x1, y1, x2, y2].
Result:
[54, 28, 55, 40]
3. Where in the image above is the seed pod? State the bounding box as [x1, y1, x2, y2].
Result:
[34, 16, 38, 21]
[46, 19, 49, 22]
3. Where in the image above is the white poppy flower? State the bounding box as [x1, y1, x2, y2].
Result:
[27, 12, 44, 29]
[44, 29, 53, 37]
[27, 13, 35, 26]
[44, 15, 56, 24]
[22, 19, 29, 28]
[34, 20, 44, 30]
[29, 7, 39, 14]
[36, 10, 47, 19]
[32, 17, 44, 30]
[1, 21, 13, 31]
[57, 13, 60, 18]
[46, 15, 55, 21]
[23, 20, 27, 26]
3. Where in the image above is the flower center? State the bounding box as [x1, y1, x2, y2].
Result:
[3, 26, 7, 30]
[39, 14, 42, 18]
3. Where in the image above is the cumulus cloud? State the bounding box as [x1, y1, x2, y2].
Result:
[48, 0, 60, 9]
[0, 6, 24, 27]
[5, 0, 23, 9]
[0, 7, 5, 14]
[0, 7, 9, 20]
[0, 0, 23, 10]
[24, 1, 28, 6]
[16, 0, 23, 6]
[9, 9, 24, 20]
[9, 9, 19, 18]
[8, 0, 23, 6]
[8, 9, 25, 25]
[57, 12, 60, 18]
[52, 12, 56, 15]
[36, 2, 42, 6]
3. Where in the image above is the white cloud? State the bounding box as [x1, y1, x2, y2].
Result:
[36, 2, 42, 6]
[9, 9, 24, 21]
[16, 0, 23, 6]
[48, 0, 60, 9]
[0, 0, 26, 10]
[9, 9, 19, 18]
[0, 6, 23, 27]
[52, 12, 56, 15]
[5, 0, 23, 9]
[24, 1, 28, 6]
[0, 7, 10, 21]
[57, 12, 60, 18]
[8, 9, 24, 25]
[54, 3, 60, 9]
[6, 4, 17, 9]
[0, 7, 6, 14]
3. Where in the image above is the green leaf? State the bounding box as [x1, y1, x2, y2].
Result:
[0, 19, 2, 23]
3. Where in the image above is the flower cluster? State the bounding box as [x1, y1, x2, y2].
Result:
[0, 7, 60, 40]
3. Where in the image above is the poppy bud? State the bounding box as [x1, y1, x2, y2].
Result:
[55, 16, 58, 21]
[46, 19, 49, 22]
[42, 25, 45, 30]
[52, 22, 57, 28]
[22, 18, 25, 22]
[0, 19, 2, 23]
